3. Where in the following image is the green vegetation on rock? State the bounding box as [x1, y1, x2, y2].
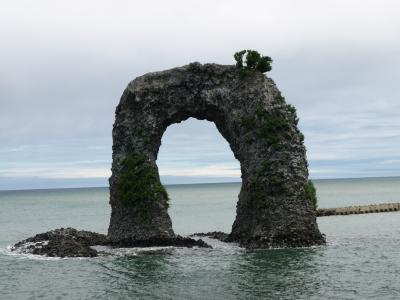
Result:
[274, 91, 285, 103]
[305, 180, 318, 209]
[241, 103, 290, 149]
[256, 115, 290, 148]
[299, 132, 305, 143]
[234, 50, 272, 73]
[116, 154, 169, 219]
[234, 50, 247, 68]
[287, 104, 299, 125]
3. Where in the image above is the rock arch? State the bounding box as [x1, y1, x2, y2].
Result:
[108, 63, 325, 248]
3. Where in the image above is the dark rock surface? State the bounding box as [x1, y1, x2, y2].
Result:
[190, 231, 230, 242]
[112, 235, 211, 248]
[12, 228, 108, 257]
[12, 228, 211, 257]
[108, 62, 325, 248]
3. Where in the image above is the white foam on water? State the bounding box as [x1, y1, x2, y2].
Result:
[92, 236, 243, 257]
[92, 245, 178, 256]
[1, 236, 244, 260]
[1, 243, 97, 261]
[0, 245, 62, 261]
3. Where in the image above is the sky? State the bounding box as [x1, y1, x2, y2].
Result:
[1, 0, 399, 190]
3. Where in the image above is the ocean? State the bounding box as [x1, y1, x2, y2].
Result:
[1, 177, 400, 299]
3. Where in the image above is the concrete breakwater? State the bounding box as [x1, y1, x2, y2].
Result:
[317, 203, 400, 217]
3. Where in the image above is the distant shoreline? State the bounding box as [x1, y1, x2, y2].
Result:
[0, 175, 399, 193]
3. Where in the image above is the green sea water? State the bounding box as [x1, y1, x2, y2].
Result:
[1, 177, 400, 299]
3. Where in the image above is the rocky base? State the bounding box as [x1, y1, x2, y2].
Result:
[189, 231, 326, 249]
[111, 235, 212, 249]
[12, 228, 211, 258]
[230, 233, 326, 249]
[189, 231, 230, 242]
[12, 228, 108, 257]
[12, 227, 326, 258]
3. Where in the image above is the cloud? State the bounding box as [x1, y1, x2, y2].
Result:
[0, 0, 399, 189]
[159, 165, 240, 178]
[0, 166, 110, 179]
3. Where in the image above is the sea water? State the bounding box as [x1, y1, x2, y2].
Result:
[1, 177, 400, 299]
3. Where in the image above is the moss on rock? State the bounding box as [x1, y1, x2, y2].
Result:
[241, 103, 292, 149]
[255, 115, 290, 148]
[305, 180, 317, 209]
[116, 154, 169, 218]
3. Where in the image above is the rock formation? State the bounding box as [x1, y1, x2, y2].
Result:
[12, 62, 325, 257]
[108, 62, 325, 248]
[12, 228, 108, 257]
[12, 228, 211, 257]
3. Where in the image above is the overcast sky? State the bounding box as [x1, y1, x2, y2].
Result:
[1, 0, 399, 190]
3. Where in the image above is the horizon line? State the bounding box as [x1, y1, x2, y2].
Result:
[1, 175, 399, 193]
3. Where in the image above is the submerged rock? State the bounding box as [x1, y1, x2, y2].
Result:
[190, 231, 230, 242]
[111, 235, 211, 248]
[135, 248, 176, 255]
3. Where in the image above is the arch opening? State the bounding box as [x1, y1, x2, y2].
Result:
[157, 118, 241, 235]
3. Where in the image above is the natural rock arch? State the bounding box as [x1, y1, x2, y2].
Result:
[108, 63, 325, 248]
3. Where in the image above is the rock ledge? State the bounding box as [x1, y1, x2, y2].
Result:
[12, 227, 211, 257]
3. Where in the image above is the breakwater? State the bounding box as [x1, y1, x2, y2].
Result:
[317, 203, 400, 217]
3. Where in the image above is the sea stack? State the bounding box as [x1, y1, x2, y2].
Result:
[108, 62, 325, 248]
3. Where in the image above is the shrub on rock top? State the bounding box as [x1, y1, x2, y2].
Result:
[234, 50, 272, 73]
